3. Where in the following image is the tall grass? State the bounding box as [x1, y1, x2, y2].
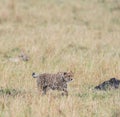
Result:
[0, 0, 120, 117]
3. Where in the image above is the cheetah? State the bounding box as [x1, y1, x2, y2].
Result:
[32, 71, 74, 96]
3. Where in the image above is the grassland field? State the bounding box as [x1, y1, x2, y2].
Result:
[0, 0, 120, 117]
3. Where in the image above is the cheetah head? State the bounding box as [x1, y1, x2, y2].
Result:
[62, 71, 74, 82]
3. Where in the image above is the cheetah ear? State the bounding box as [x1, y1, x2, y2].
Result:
[64, 72, 67, 75]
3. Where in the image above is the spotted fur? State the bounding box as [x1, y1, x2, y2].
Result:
[32, 71, 74, 96]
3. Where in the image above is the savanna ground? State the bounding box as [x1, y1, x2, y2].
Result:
[0, 0, 120, 117]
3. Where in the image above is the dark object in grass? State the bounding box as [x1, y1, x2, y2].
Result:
[95, 78, 120, 90]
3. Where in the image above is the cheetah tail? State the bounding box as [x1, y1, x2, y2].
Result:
[32, 72, 39, 78]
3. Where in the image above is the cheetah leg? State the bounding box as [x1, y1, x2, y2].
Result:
[62, 89, 68, 96]
[42, 86, 48, 95]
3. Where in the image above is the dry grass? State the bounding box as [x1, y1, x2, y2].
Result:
[0, 0, 120, 116]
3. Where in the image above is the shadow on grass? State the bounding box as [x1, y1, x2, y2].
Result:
[74, 85, 117, 100]
[75, 90, 117, 100]
[0, 87, 26, 97]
